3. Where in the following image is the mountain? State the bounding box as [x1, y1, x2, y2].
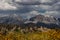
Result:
[24, 14, 60, 28]
[58, 18, 60, 25]
[29, 14, 58, 24]
[58, 18, 60, 22]
[0, 14, 24, 24]
[0, 14, 59, 28]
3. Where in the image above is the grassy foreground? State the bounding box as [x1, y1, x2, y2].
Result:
[0, 28, 60, 40]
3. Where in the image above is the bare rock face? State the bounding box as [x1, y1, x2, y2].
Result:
[24, 14, 60, 28]
[29, 14, 58, 24]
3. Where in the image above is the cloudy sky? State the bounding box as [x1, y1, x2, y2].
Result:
[0, 0, 60, 18]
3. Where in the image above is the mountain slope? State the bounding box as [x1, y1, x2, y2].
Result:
[24, 14, 60, 28]
[29, 14, 58, 24]
[0, 14, 24, 24]
[0, 14, 59, 28]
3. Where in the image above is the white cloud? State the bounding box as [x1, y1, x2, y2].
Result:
[0, 0, 17, 10]
[0, 0, 26, 10]
[40, 0, 52, 3]
[52, 2, 60, 11]
[37, 5, 52, 10]
[21, 11, 41, 19]
[45, 11, 60, 18]
[0, 2, 17, 10]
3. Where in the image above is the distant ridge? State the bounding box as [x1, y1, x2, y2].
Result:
[0, 14, 60, 28]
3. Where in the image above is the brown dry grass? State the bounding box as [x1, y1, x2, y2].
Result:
[0, 28, 60, 40]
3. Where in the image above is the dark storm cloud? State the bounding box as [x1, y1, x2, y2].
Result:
[0, 6, 33, 14]
[0, 0, 60, 18]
